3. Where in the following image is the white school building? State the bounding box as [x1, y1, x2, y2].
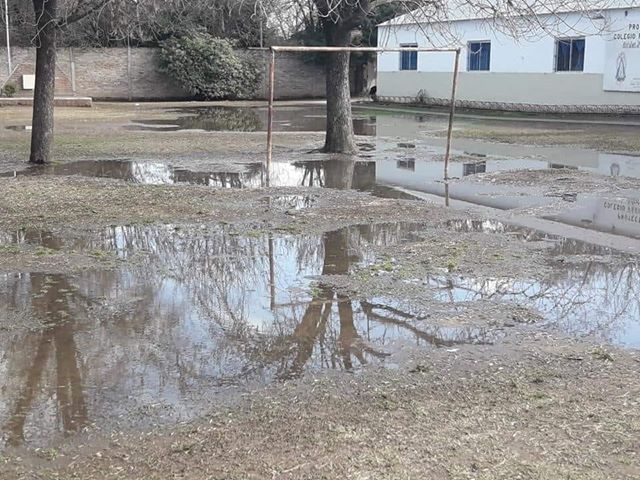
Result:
[376, 2, 640, 112]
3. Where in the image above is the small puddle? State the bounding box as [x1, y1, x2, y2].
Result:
[127, 106, 376, 136]
[424, 268, 640, 348]
[442, 218, 640, 347]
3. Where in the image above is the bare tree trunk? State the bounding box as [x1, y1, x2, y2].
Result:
[323, 27, 356, 154]
[30, 0, 58, 164]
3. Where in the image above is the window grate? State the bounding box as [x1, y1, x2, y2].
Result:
[467, 41, 491, 71]
[556, 38, 585, 72]
[399, 44, 418, 71]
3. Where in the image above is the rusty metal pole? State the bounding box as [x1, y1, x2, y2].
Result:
[266, 49, 276, 187]
[443, 48, 460, 182]
[4, 0, 11, 76]
[444, 181, 450, 207]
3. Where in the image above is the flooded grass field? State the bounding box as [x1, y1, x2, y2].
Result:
[1, 101, 639, 478]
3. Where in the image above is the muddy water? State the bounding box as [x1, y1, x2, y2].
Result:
[2, 219, 640, 447]
[6, 105, 640, 235]
[0, 159, 378, 191]
[5, 153, 640, 238]
[127, 105, 377, 136]
[2, 222, 489, 448]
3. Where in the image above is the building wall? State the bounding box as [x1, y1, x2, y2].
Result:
[0, 47, 326, 100]
[376, 7, 640, 108]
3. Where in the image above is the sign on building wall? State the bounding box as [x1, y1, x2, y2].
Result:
[603, 12, 640, 92]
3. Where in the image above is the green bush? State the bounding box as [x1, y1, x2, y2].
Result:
[159, 35, 260, 100]
[2, 82, 18, 97]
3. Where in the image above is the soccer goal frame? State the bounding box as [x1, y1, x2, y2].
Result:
[266, 45, 462, 182]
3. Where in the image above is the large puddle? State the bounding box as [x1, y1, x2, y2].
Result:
[0, 222, 486, 448]
[6, 155, 640, 240]
[6, 105, 640, 234]
[1, 219, 640, 448]
[0, 159, 377, 191]
[5, 105, 640, 240]
[126, 105, 377, 136]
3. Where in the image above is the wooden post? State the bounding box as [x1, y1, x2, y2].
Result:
[3, 0, 11, 76]
[268, 235, 275, 311]
[444, 181, 450, 207]
[126, 37, 132, 101]
[266, 49, 276, 187]
[69, 48, 76, 94]
[443, 48, 460, 182]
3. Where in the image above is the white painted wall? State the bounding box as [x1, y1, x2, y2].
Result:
[377, 8, 631, 74]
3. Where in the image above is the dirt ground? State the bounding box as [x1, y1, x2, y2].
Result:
[1, 102, 640, 479]
[2, 333, 639, 480]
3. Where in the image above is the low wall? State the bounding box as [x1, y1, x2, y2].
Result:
[0, 47, 326, 100]
[377, 71, 640, 113]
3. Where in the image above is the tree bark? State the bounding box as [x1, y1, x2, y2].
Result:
[323, 26, 357, 154]
[30, 0, 58, 164]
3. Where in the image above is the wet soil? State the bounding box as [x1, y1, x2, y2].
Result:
[2, 334, 639, 480]
[2, 102, 640, 478]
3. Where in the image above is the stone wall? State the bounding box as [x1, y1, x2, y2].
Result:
[375, 95, 640, 114]
[0, 47, 326, 100]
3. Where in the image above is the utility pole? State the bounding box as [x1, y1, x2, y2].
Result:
[3, 0, 11, 76]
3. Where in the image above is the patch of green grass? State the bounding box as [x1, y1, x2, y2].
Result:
[369, 256, 395, 273]
[0, 244, 20, 254]
[36, 448, 58, 461]
[35, 246, 57, 256]
[592, 347, 614, 362]
[91, 249, 112, 259]
[243, 229, 263, 238]
[309, 285, 324, 298]
[170, 442, 196, 455]
[530, 392, 550, 401]
[274, 225, 301, 234]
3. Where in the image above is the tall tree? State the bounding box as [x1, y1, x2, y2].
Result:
[315, 0, 369, 153]
[29, 0, 112, 164]
[30, 0, 59, 164]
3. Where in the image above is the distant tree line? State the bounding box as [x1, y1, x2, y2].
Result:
[4, 0, 274, 48]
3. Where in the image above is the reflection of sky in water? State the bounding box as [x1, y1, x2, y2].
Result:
[1, 223, 451, 448]
[548, 193, 640, 239]
[426, 265, 640, 347]
[1, 220, 639, 448]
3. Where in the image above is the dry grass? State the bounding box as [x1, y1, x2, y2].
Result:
[2, 334, 638, 479]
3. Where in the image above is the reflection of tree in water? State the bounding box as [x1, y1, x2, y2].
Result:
[222, 225, 492, 379]
[132, 107, 263, 132]
[173, 162, 264, 188]
[427, 257, 640, 343]
[293, 159, 374, 190]
[3, 232, 88, 446]
[0, 223, 501, 445]
[178, 107, 263, 131]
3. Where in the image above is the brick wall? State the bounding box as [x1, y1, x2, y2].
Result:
[0, 47, 326, 100]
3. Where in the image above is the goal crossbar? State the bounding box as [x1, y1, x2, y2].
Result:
[266, 45, 462, 185]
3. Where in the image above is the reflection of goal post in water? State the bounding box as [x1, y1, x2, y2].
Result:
[265, 46, 462, 184]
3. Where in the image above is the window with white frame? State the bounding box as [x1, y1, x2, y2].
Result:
[555, 37, 585, 72]
[399, 44, 418, 71]
[467, 41, 491, 71]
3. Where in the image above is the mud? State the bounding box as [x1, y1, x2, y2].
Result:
[2, 102, 640, 478]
